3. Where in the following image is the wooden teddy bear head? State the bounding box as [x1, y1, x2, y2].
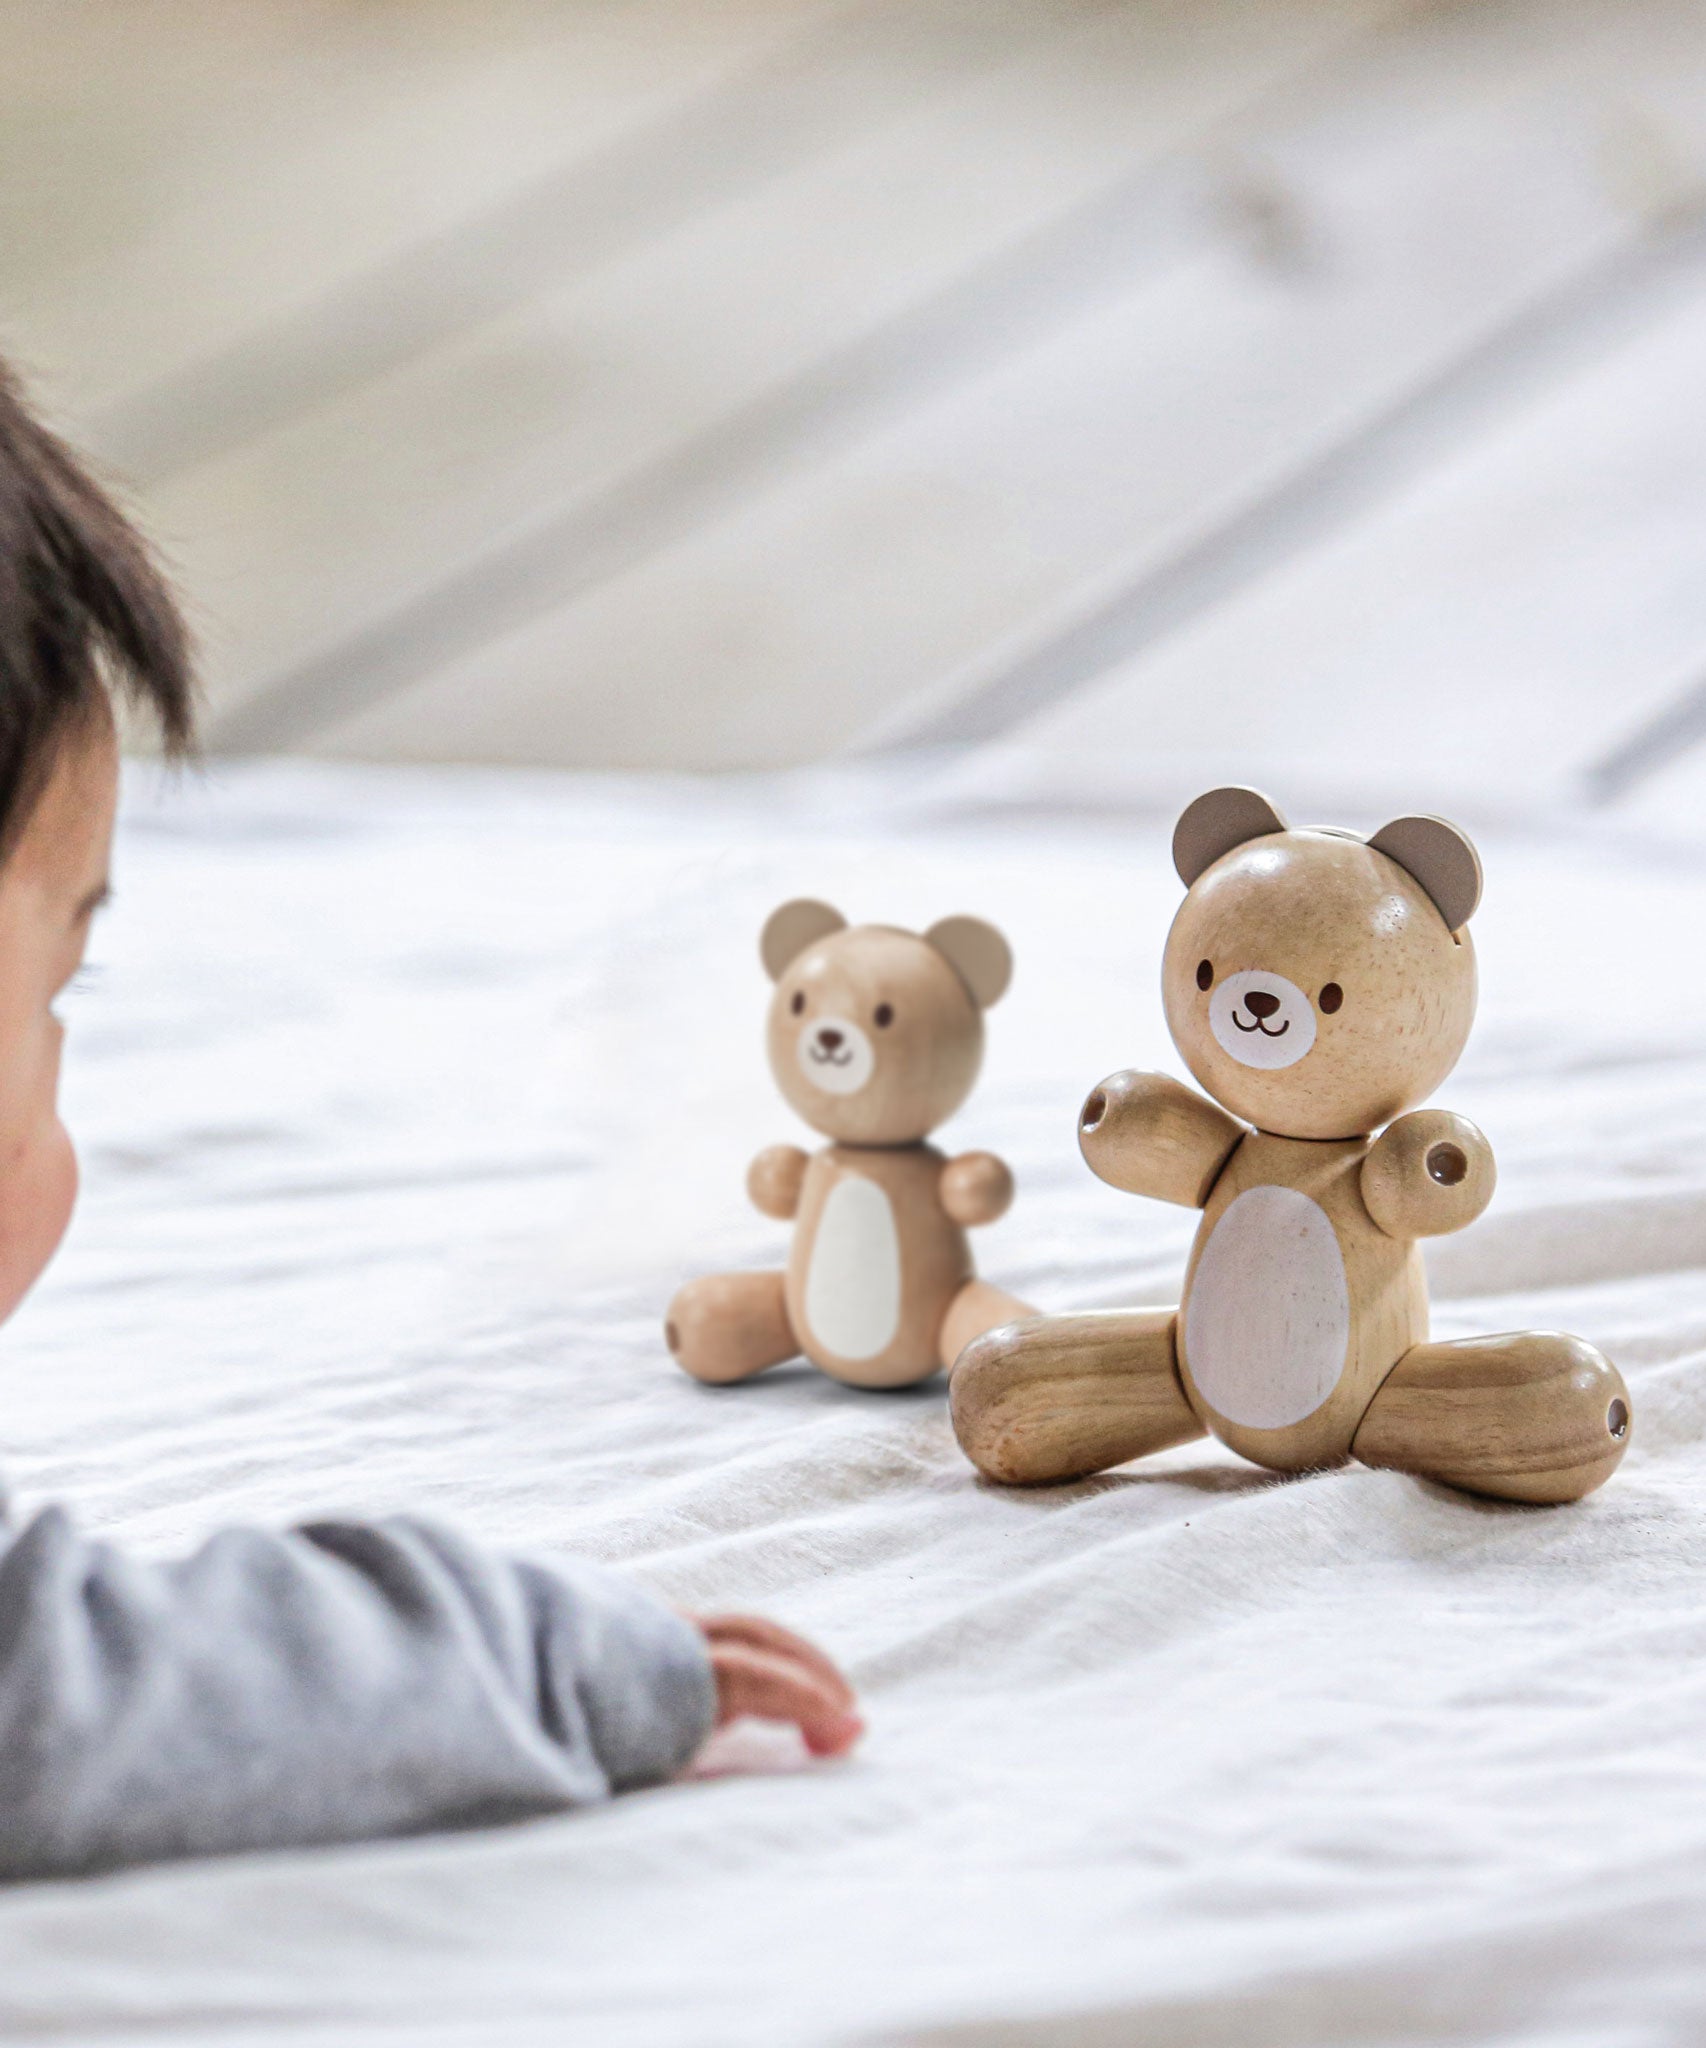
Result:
[1162, 788, 1481, 1141]
[760, 900, 1012, 1146]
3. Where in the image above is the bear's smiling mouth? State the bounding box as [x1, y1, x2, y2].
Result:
[1232, 1012, 1290, 1038]
[808, 1043, 854, 1066]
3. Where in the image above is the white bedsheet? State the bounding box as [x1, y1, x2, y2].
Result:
[1, 758, 1703, 2047]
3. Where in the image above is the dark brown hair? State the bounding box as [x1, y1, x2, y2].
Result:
[0, 357, 194, 852]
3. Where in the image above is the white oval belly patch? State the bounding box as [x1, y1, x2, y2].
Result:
[804, 1175, 903, 1361]
[1183, 1185, 1350, 1430]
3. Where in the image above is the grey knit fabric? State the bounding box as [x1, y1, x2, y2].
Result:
[0, 1493, 715, 1881]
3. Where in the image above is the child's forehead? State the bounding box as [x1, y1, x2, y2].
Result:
[3, 712, 120, 900]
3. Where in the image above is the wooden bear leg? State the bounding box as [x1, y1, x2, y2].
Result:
[950, 1308, 1204, 1485]
[936, 1280, 1036, 1375]
[666, 1273, 798, 1385]
[1352, 1331, 1631, 1505]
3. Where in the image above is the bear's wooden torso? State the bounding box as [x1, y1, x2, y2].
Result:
[786, 1144, 972, 1388]
[1178, 1130, 1429, 1470]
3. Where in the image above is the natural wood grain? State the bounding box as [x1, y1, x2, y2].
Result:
[747, 1143, 810, 1221]
[939, 1152, 1014, 1228]
[765, 920, 993, 1146]
[1365, 815, 1483, 932]
[1077, 1069, 1246, 1209]
[1173, 785, 1289, 886]
[1162, 824, 1477, 1141]
[1176, 1130, 1428, 1472]
[1360, 1108, 1495, 1241]
[1352, 1332, 1631, 1504]
[950, 791, 1633, 1506]
[784, 1143, 974, 1388]
[925, 915, 1013, 1009]
[936, 1280, 1033, 1376]
[674, 910, 1022, 1390]
[951, 1309, 1203, 1485]
[666, 1269, 797, 1384]
[760, 898, 846, 980]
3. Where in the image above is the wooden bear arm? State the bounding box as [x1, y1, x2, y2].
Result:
[940, 1151, 1014, 1227]
[1078, 1070, 1245, 1208]
[746, 1145, 811, 1220]
[1361, 1110, 1495, 1241]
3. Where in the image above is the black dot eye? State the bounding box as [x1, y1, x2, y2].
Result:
[873, 1002, 894, 1029]
[1196, 959, 1214, 991]
[789, 990, 806, 1016]
[1319, 982, 1343, 1014]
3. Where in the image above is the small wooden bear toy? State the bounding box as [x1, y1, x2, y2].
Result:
[667, 899, 1031, 1389]
[952, 787, 1631, 1504]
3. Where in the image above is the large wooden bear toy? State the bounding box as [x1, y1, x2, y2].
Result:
[667, 899, 1031, 1389]
[951, 788, 1631, 1504]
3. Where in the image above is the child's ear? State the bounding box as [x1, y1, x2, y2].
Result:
[760, 899, 847, 979]
[1172, 787, 1289, 886]
[1367, 815, 1483, 931]
[925, 916, 1012, 1009]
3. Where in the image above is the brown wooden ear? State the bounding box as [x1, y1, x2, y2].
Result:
[1172, 786, 1289, 885]
[925, 916, 1012, 1008]
[760, 899, 846, 979]
[1367, 815, 1483, 931]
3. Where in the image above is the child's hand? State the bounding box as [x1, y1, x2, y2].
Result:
[692, 1614, 862, 1757]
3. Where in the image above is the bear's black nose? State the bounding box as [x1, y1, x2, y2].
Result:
[817, 1027, 844, 1050]
[1243, 990, 1280, 1020]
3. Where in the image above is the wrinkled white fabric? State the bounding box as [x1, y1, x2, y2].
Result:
[0, 757, 1699, 2046]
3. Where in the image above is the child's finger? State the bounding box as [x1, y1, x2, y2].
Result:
[697, 1613, 855, 1708]
[710, 1644, 864, 1756]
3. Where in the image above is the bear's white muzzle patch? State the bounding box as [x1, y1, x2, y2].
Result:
[1209, 970, 1317, 1070]
[796, 1014, 875, 1095]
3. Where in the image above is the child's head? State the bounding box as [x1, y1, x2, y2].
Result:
[0, 359, 194, 1321]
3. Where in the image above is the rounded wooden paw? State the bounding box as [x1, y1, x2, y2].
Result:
[1353, 1331, 1630, 1504]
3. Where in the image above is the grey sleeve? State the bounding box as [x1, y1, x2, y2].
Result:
[0, 1506, 716, 1881]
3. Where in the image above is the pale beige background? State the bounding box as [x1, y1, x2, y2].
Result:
[3, 0, 1705, 794]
